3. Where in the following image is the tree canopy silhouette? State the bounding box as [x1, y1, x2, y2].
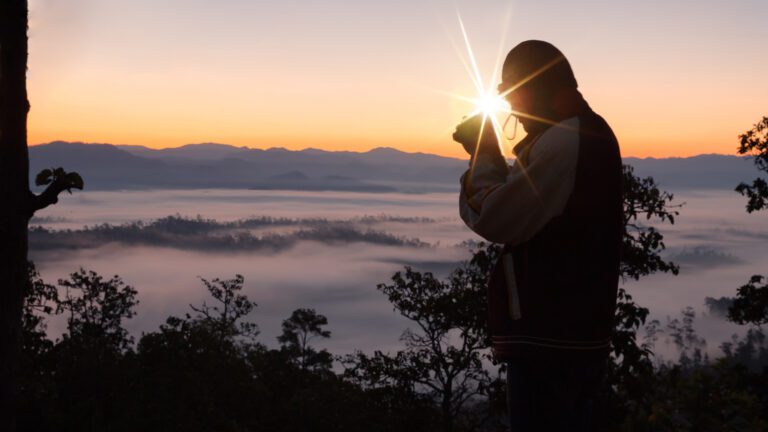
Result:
[278, 308, 333, 372]
[728, 117, 768, 327]
[343, 244, 504, 432]
[736, 116, 768, 213]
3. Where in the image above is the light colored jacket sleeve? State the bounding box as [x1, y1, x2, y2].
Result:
[459, 117, 580, 245]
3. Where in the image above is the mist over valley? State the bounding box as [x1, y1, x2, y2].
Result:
[27, 183, 768, 359]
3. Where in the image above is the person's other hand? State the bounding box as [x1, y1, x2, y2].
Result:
[453, 114, 494, 156]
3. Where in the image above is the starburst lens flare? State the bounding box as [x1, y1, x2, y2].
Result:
[421, 10, 533, 153]
[474, 93, 508, 118]
[419, 9, 549, 199]
[454, 11, 513, 153]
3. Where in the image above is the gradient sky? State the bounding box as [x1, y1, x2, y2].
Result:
[27, 0, 768, 158]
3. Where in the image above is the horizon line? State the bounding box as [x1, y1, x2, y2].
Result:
[29, 140, 743, 160]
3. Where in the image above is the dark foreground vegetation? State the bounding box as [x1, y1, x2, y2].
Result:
[17, 250, 768, 432]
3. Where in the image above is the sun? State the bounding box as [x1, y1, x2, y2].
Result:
[418, 9, 562, 154]
[428, 10, 563, 154]
[444, 11, 515, 152]
[473, 92, 509, 118]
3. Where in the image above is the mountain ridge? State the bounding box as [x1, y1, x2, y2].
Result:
[29, 141, 759, 193]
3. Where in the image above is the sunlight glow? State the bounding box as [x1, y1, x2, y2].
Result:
[427, 10, 571, 159]
[474, 93, 508, 118]
[455, 12, 510, 155]
[436, 9, 566, 202]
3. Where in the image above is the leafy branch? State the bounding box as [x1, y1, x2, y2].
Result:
[28, 167, 84, 216]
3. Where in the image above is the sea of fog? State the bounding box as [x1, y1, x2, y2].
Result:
[29, 188, 768, 360]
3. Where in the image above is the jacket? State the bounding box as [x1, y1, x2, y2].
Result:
[459, 103, 623, 361]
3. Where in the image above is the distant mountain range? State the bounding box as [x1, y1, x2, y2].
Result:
[28, 141, 760, 193]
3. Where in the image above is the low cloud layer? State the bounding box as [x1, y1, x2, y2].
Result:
[32, 242, 472, 355]
[29, 188, 768, 358]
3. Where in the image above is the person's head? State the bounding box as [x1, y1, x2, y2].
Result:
[498, 40, 578, 132]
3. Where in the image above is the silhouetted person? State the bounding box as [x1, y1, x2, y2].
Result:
[454, 40, 622, 431]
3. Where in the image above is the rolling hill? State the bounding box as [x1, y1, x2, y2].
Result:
[29, 141, 760, 193]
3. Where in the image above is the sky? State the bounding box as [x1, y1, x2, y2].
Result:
[27, 0, 768, 159]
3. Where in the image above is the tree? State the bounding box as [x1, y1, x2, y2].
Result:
[16, 262, 59, 430]
[620, 165, 680, 280]
[134, 274, 264, 431]
[21, 262, 58, 359]
[46, 269, 138, 430]
[278, 308, 332, 372]
[1, 2, 82, 427]
[189, 274, 259, 347]
[613, 165, 681, 367]
[665, 306, 707, 368]
[728, 275, 768, 326]
[57, 269, 138, 351]
[343, 244, 504, 432]
[735, 116, 768, 213]
[720, 326, 768, 372]
[600, 166, 681, 427]
[728, 117, 768, 327]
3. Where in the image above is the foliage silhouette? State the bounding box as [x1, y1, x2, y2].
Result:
[56, 268, 138, 351]
[27, 268, 136, 431]
[728, 275, 768, 326]
[720, 327, 768, 372]
[729, 117, 768, 328]
[17, 268, 448, 431]
[735, 116, 768, 213]
[15, 248, 768, 432]
[135, 285, 265, 431]
[665, 307, 708, 368]
[189, 274, 260, 345]
[620, 164, 680, 280]
[21, 263, 58, 359]
[278, 308, 333, 372]
[581, 164, 680, 428]
[343, 243, 505, 432]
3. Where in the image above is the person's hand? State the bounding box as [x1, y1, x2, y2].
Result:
[453, 114, 495, 156]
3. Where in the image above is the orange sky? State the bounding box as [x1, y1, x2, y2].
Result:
[27, 0, 768, 159]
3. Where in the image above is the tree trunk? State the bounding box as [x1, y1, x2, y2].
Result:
[442, 384, 454, 432]
[0, 1, 31, 429]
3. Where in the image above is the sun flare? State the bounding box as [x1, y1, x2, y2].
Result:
[426, 11, 517, 156]
[473, 93, 509, 118]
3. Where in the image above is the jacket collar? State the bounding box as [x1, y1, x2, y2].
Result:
[512, 89, 591, 162]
